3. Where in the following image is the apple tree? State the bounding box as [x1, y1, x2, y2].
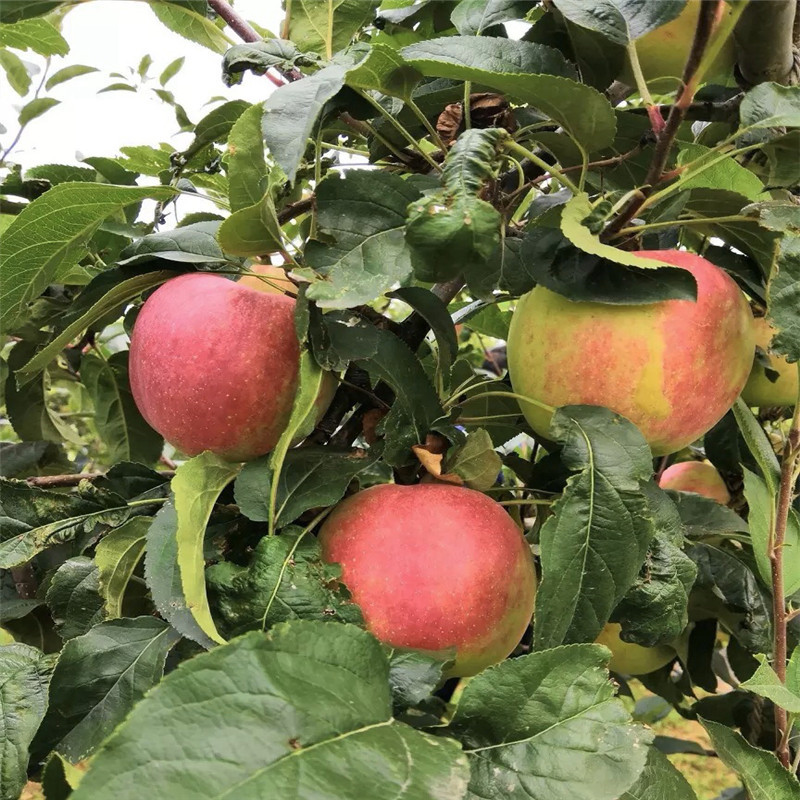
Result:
[2, 1, 800, 798]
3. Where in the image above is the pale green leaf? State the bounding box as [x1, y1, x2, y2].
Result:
[95, 517, 150, 618]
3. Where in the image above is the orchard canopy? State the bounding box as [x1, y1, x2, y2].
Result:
[3, 2, 800, 799]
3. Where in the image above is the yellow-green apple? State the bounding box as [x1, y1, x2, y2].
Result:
[238, 261, 296, 295]
[129, 272, 327, 461]
[319, 483, 537, 677]
[621, 0, 736, 90]
[506, 250, 754, 456]
[742, 316, 799, 407]
[596, 623, 676, 675]
[659, 460, 730, 505]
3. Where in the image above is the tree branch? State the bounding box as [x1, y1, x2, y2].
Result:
[208, 0, 261, 45]
[734, 0, 800, 87]
[25, 471, 174, 488]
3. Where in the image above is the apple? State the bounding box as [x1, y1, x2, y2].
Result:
[506, 250, 754, 456]
[318, 483, 537, 677]
[620, 0, 736, 90]
[741, 316, 799, 408]
[659, 460, 730, 505]
[596, 623, 676, 676]
[238, 261, 296, 295]
[129, 272, 329, 462]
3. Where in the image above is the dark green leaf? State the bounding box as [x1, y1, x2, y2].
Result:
[0, 441, 64, 478]
[70, 622, 470, 800]
[619, 746, 698, 800]
[0, 643, 54, 800]
[669, 491, 749, 541]
[451, 0, 534, 35]
[222, 40, 308, 87]
[533, 406, 655, 649]
[740, 82, 800, 130]
[346, 42, 422, 99]
[732, 398, 781, 495]
[0, 1, 63, 23]
[444, 428, 502, 490]
[388, 648, 448, 711]
[449, 643, 652, 800]
[297, 170, 421, 308]
[206, 531, 363, 638]
[46, 556, 105, 640]
[768, 234, 800, 363]
[118, 221, 227, 267]
[33, 617, 179, 762]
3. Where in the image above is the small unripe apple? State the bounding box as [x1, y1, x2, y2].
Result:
[741, 316, 799, 408]
[596, 623, 676, 675]
[659, 461, 730, 505]
[129, 272, 329, 461]
[238, 261, 296, 295]
[319, 483, 537, 677]
[621, 0, 736, 90]
[506, 250, 754, 456]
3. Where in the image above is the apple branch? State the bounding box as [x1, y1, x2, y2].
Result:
[734, 0, 800, 86]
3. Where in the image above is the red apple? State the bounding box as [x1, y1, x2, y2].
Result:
[319, 483, 537, 677]
[659, 461, 730, 505]
[130, 272, 323, 461]
[238, 261, 296, 295]
[506, 250, 754, 456]
[742, 316, 799, 408]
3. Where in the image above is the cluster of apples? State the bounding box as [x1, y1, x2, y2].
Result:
[127, 246, 793, 677]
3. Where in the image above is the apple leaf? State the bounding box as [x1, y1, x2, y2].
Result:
[732, 398, 782, 495]
[225, 101, 268, 212]
[144, 498, 216, 650]
[222, 40, 308, 87]
[619, 747, 698, 800]
[552, 0, 686, 46]
[444, 429, 502, 491]
[31, 617, 179, 763]
[669, 491, 749, 541]
[0, 17, 69, 55]
[148, 1, 232, 54]
[178, 100, 250, 163]
[739, 649, 800, 714]
[45, 64, 98, 89]
[0, 47, 31, 95]
[0, 644, 55, 800]
[297, 170, 421, 309]
[206, 529, 363, 638]
[287, 0, 380, 58]
[95, 516, 150, 618]
[170, 452, 240, 645]
[69, 622, 470, 800]
[533, 406, 656, 650]
[448, 643, 652, 800]
[388, 649, 450, 711]
[768, 234, 800, 363]
[701, 720, 800, 800]
[675, 143, 765, 200]
[402, 37, 616, 152]
[740, 82, 800, 131]
[216, 194, 284, 256]
[0, 183, 176, 335]
[262, 64, 348, 183]
[345, 42, 422, 99]
[45, 557, 105, 641]
[450, 0, 533, 35]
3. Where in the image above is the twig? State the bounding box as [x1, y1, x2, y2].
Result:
[626, 94, 743, 123]
[277, 196, 314, 225]
[25, 470, 174, 488]
[601, 1, 723, 242]
[208, 0, 260, 44]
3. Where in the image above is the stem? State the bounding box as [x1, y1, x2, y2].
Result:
[406, 96, 447, 154]
[463, 82, 472, 129]
[497, 498, 553, 506]
[625, 40, 663, 134]
[25, 470, 174, 488]
[502, 141, 581, 195]
[277, 196, 314, 225]
[611, 214, 755, 238]
[771, 366, 800, 769]
[208, 0, 261, 42]
[0, 56, 51, 167]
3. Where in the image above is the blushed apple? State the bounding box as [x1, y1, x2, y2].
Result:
[659, 461, 730, 505]
[596, 623, 676, 675]
[742, 316, 799, 408]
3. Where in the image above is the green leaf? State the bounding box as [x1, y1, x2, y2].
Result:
[732, 398, 782, 495]
[171, 452, 241, 645]
[297, 170, 421, 309]
[740, 82, 800, 130]
[676, 143, 764, 200]
[14, 269, 175, 385]
[0, 183, 176, 334]
[388, 648, 449, 711]
[619, 746, 698, 800]
[670, 490, 749, 541]
[739, 650, 800, 714]
[288, 0, 380, 58]
[701, 719, 800, 800]
[71, 621, 470, 800]
[346, 42, 422, 99]
[159, 55, 184, 86]
[0, 17, 68, 55]
[768, 234, 800, 363]
[0, 47, 30, 95]
[148, 0, 232, 53]
[226, 101, 267, 212]
[451, 0, 533, 35]
[206, 531, 363, 638]
[553, 0, 686, 45]
[46, 556, 105, 640]
[41, 751, 85, 798]
[262, 63, 347, 183]
[0, 1, 63, 23]
[743, 467, 800, 597]
[449, 643, 652, 800]
[118, 222, 227, 267]
[235, 447, 384, 527]
[80, 352, 163, 465]
[217, 194, 283, 256]
[402, 37, 617, 152]
[144, 498, 216, 649]
[18, 96, 59, 126]
[45, 64, 98, 89]
[222, 39, 308, 87]
[444, 429, 502, 490]
[0, 643, 54, 800]
[32, 617, 179, 763]
[533, 406, 656, 649]
[95, 516, 149, 618]
[180, 99, 250, 162]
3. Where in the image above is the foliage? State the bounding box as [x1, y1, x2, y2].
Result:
[2, 1, 800, 798]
